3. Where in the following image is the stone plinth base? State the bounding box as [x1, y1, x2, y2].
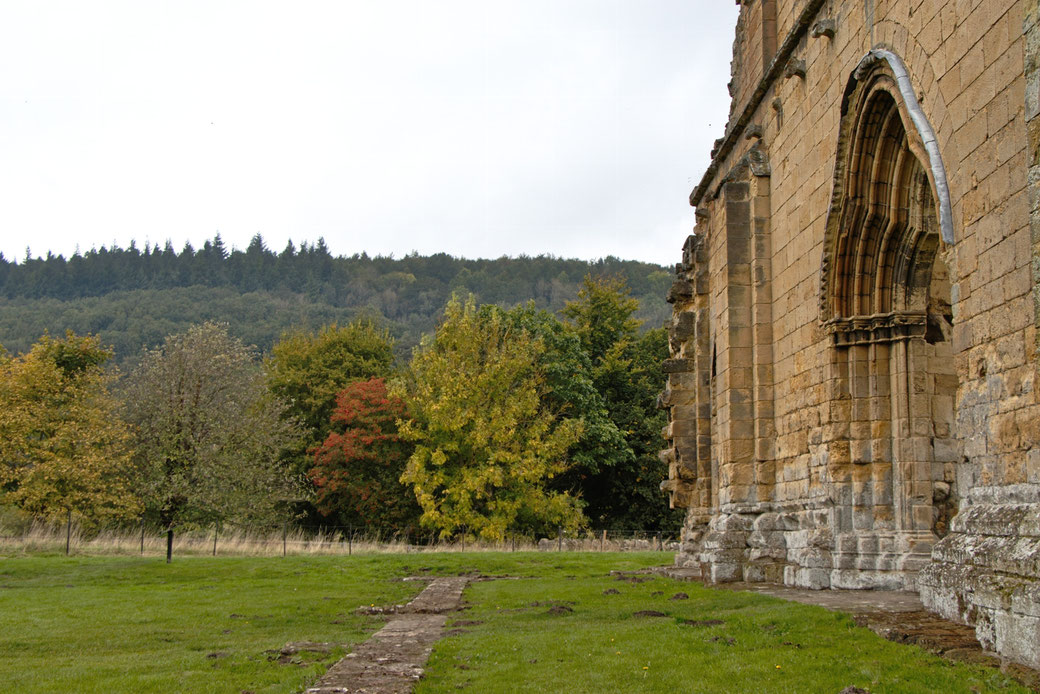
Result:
[678, 507, 938, 592]
[920, 497, 1040, 669]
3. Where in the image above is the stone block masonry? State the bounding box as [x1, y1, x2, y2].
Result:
[662, 0, 1040, 670]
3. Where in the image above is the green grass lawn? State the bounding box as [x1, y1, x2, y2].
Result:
[0, 552, 1029, 694]
[417, 557, 1030, 694]
[0, 554, 419, 693]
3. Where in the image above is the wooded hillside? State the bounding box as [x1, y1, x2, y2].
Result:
[0, 235, 673, 362]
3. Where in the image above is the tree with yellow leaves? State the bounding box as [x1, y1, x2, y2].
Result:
[0, 332, 140, 523]
[397, 296, 584, 541]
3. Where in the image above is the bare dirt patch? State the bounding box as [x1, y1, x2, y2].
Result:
[632, 610, 668, 618]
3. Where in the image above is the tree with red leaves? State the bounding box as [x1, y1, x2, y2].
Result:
[309, 377, 420, 533]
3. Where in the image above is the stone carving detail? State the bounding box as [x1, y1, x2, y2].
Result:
[784, 58, 806, 80]
[811, 18, 836, 38]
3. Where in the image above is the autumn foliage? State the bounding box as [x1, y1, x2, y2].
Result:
[0, 332, 139, 523]
[0, 274, 674, 536]
[310, 378, 420, 533]
[398, 297, 584, 541]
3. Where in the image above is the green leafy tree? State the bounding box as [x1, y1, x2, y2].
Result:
[398, 296, 584, 540]
[266, 320, 395, 476]
[123, 322, 302, 557]
[309, 377, 420, 533]
[0, 332, 140, 523]
[600, 325, 678, 530]
[563, 276, 681, 530]
[494, 303, 631, 524]
[563, 275, 642, 361]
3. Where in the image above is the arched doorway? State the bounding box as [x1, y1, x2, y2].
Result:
[820, 53, 959, 588]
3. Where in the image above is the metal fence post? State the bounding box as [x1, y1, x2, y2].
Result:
[140, 517, 145, 555]
[282, 523, 287, 557]
[213, 522, 218, 556]
[348, 526, 352, 556]
[557, 526, 563, 552]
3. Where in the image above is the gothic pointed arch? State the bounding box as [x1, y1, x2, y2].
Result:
[820, 49, 953, 335]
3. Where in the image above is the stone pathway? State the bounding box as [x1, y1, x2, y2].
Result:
[305, 576, 469, 694]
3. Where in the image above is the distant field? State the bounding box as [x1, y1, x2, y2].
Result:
[0, 553, 1028, 694]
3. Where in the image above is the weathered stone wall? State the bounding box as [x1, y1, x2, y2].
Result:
[663, 0, 1040, 668]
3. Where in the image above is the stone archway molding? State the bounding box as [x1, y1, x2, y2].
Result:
[855, 48, 953, 245]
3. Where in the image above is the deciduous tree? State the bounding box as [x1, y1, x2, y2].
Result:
[494, 303, 631, 524]
[123, 322, 302, 557]
[309, 378, 420, 533]
[562, 275, 641, 363]
[0, 332, 139, 523]
[398, 296, 584, 540]
[562, 276, 681, 530]
[266, 320, 395, 475]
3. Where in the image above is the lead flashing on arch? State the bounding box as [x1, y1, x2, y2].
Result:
[855, 48, 954, 244]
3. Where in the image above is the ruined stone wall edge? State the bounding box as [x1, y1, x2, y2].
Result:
[690, 0, 827, 207]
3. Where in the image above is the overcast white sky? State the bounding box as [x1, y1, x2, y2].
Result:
[0, 1, 738, 267]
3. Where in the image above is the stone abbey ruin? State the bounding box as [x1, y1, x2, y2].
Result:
[660, 0, 1040, 667]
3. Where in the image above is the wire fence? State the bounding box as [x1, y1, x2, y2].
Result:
[0, 515, 680, 559]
